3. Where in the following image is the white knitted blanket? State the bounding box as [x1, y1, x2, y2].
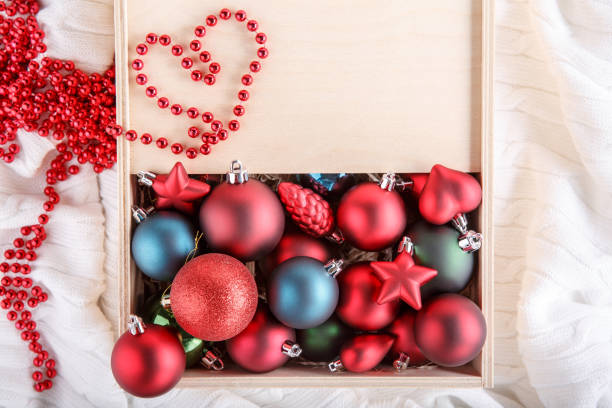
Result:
[0, 0, 610, 406]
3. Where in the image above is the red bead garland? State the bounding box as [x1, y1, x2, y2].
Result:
[127, 8, 268, 159]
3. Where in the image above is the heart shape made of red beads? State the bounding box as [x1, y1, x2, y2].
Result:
[125, 8, 268, 160]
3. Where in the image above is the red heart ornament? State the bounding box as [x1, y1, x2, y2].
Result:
[418, 164, 482, 225]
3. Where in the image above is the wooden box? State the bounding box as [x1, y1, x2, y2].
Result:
[115, 0, 494, 388]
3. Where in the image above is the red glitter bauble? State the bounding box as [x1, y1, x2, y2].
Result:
[339, 333, 394, 373]
[199, 179, 285, 261]
[337, 182, 407, 251]
[111, 324, 185, 397]
[226, 304, 295, 373]
[170, 254, 258, 341]
[259, 231, 331, 279]
[336, 262, 399, 330]
[385, 310, 427, 366]
[415, 294, 486, 367]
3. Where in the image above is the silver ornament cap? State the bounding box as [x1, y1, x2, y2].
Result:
[227, 160, 248, 184]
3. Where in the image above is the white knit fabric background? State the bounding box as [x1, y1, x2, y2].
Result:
[0, 0, 610, 406]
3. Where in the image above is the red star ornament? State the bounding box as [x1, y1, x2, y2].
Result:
[153, 162, 210, 214]
[370, 251, 437, 310]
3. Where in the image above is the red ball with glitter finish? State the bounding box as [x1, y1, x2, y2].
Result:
[415, 294, 486, 367]
[277, 182, 334, 238]
[170, 253, 258, 341]
[386, 310, 427, 366]
[339, 333, 395, 373]
[199, 163, 284, 261]
[260, 231, 331, 279]
[337, 182, 407, 251]
[226, 305, 296, 373]
[336, 262, 399, 330]
[111, 324, 185, 397]
[418, 164, 482, 225]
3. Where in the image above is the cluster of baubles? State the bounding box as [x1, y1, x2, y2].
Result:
[111, 160, 487, 397]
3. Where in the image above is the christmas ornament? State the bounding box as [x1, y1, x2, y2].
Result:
[296, 173, 354, 197]
[268, 257, 342, 329]
[407, 221, 474, 298]
[130, 208, 195, 281]
[328, 334, 394, 373]
[337, 173, 407, 251]
[226, 305, 302, 373]
[137, 162, 210, 214]
[277, 182, 339, 240]
[336, 262, 399, 330]
[127, 9, 269, 159]
[418, 164, 483, 252]
[170, 253, 258, 341]
[259, 231, 331, 279]
[370, 237, 437, 309]
[296, 314, 352, 362]
[385, 310, 427, 369]
[143, 294, 205, 368]
[111, 316, 185, 398]
[415, 294, 486, 367]
[199, 161, 285, 261]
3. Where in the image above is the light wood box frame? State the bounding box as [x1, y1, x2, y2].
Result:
[114, 0, 494, 388]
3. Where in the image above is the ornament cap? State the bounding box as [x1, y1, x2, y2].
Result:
[201, 348, 225, 371]
[160, 293, 171, 310]
[397, 236, 414, 255]
[379, 173, 397, 191]
[280, 340, 303, 358]
[325, 229, 345, 244]
[131, 206, 154, 223]
[328, 357, 345, 372]
[393, 352, 410, 372]
[324, 259, 343, 278]
[127, 315, 146, 335]
[136, 170, 156, 187]
[452, 214, 482, 253]
[227, 160, 248, 184]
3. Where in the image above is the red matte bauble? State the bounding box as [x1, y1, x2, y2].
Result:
[336, 262, 399, 330]
[260, 231, 331, 279]
[111, 324, 185, 397]
[386, 310, 427, 366]
[415, 294, 486, 367]
[337, 182, 407, 251]
[418, 164, 482, 225]
[199, 179, 285, 261]
[226, 304, 296, 373]
[339, 333, 395, 373]
[170, 253, 258, 341]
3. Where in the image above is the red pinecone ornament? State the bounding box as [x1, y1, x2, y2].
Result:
[278, 182, 334, 238]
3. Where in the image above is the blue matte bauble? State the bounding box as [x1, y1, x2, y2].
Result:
[267, 256, 339, 329]
[131, 211, 195, 281]
[296, 173, 354, 197]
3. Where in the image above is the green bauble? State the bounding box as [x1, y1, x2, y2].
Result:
[144, 295, 206, 368]
[407, 221, 475, 298]
[296, 314, 352, 362]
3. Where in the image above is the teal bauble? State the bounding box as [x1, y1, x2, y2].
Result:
[407, 221, 474, 298]
[296, 314, 352, 361]
[143, 295, 206, 368]
[131, 211, 195, 281]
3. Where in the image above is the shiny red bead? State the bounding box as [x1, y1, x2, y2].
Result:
[209, 62, 221, 74]
[1, 299, 11, 309]
[181, 57, 193, 69]
[31, 287, 42, 297]
[0, 263, 8, 273]
[204, 74, 216, 85]
[249, 61, 261, 72]
[135, 43, 148, 55]
[46, 360, 56, 369]
[218, 129, 229, 140]
[238, 90, 250, 101]
[170, 104, 183, 115]
[125, 130, 137, 141]
[191, 70, 203, 81]
[257, 47, 269, 58]
[199, 51, 211, 63]
[22, 277, 32, 287]
[255, 33, 267, 44]
[241, 74, 253, 85]
[21, 227, 32, 236]
[46, 369, 57, 378]
[233, 105, 245, 116]
[68, 165, 79, 175]
[202, 112, 214, 123]
[38, 214, 49, 224]
[185, 148, 198, 159]
[194, 26, 206, 37]
[159, 34, 171, 46]
[157, 97, 169, 108]
[188, 127, 200, 138]
[171, 143, 183, 154]
[229, 120, 240, 131]
[27, 298, 38, 308]
[235, 10, 247, 21]
[13, 301, 24, 311]
[187, 108, 199, 119]
[190, 40, 201, 52]
[210, 120, 223, 132]
[141, 133, 152, 144]
[145, 86, 157, 97]
[206, 15, 217, 26]
[156, 138, 168, 149]
[146, 33, 158, 44]
[200, 144, 212, 155]
[131, 59, 143, 70]
[220, 8, 231, 19]
[1, 277, 10, 286]
[171, 45, 183, 56]
[7, 311, 17, 321]
[247, 20, 258, 32]
[135, 74, 147, 85]
[13, 238, 24, 248]
[4, 249, 15, 259]
[33, 358, 43, 367]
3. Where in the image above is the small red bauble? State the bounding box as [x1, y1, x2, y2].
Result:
[199, 161, 284, 261]
[385, 310, 427, 367]
[260, 231, 331, 279]
[338, 334, 394, 373]
[415, 294, 486, 367]
[170, 253, 258, 341]
[226, 305, 297, 373]
[336, 262, 399, 330]
[111, 320, 185, 397]
[337, 177, 407, 251]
